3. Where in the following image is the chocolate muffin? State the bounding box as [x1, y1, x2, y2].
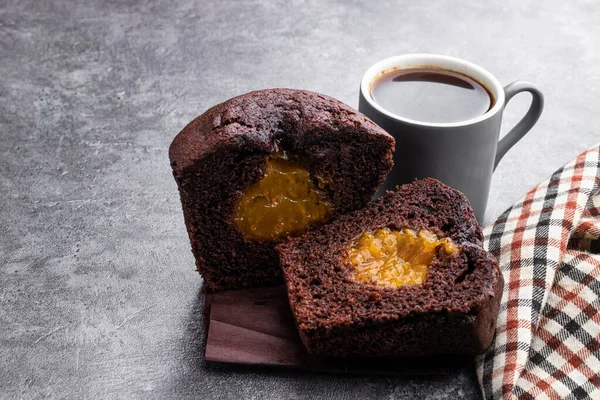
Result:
[169, 89, 395, 291]
[277, 178, 503, 357]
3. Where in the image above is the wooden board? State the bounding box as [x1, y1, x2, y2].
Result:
[205, 285, 471, 375]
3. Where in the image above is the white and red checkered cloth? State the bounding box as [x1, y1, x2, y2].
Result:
[477, 145, 600, 399]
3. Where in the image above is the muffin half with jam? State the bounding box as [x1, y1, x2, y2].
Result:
[169, 89, 395, 291]
[277, 178, 503, 357]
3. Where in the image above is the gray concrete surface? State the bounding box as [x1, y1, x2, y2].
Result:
[1, 0, 598, 398]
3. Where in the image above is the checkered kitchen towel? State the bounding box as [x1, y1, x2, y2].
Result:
[477, 145, 600, 399]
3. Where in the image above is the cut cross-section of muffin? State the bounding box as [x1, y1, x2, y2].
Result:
[277, 178, 503, 357]
[169, 89, 395, 291]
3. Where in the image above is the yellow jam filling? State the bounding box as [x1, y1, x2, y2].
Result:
[346, 228, 457, 288]
[234, 156, 332, 241]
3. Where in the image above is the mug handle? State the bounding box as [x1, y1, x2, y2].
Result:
[494, 81, 544, 170]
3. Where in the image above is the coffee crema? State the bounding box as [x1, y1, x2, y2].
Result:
[370, 67, 493, 124]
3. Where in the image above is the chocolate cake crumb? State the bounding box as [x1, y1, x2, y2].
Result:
[169, 89, 395, 291]
[277, 178, 503, 357]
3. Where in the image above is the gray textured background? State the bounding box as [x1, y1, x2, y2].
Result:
[1, 0, 598, 398]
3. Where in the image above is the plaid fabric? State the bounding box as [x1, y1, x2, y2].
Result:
[476, 145, 600, 399]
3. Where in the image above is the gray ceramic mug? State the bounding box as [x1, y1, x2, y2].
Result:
[359, 54, 544, 222]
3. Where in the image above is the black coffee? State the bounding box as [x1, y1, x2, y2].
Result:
[370, 68, 493, 123]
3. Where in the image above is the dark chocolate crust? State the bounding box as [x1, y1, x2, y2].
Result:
[277, 178, 503, 357]
[169, 89, 395, 291]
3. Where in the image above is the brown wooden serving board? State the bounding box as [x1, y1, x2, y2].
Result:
[205, 285, 470, 375]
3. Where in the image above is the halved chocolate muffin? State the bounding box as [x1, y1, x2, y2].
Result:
[277, 178, 503, 357]
[169, 89, 395, 291]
